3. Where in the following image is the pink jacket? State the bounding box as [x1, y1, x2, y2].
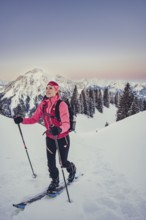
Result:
[22, 95, 70, 139]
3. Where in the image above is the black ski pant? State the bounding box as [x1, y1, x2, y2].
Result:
[46, 135, 71, 180]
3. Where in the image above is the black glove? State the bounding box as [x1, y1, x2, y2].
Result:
[14, 116, 23, 124]
[50, 126, 62, 136]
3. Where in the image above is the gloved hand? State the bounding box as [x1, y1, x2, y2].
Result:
[50, 126, 62, 136]
[14, 116, 23, 124]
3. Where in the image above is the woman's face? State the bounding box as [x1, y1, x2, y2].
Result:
[46, 85, 57, 98]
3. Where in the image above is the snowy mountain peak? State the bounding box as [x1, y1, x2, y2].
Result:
[3, 69, 48, 97]
[1, 69, 50, 115]
[24, 68, 47, 77]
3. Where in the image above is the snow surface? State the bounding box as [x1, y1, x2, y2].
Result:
[0, 107, 146, 220]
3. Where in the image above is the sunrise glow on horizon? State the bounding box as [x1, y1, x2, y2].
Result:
[0, 0, 146, 81]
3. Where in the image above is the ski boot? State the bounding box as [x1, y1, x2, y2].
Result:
[47, 177, 59, 192]
[67, 162, 76, 182]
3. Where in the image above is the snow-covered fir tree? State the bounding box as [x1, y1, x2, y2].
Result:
[109, 92, 115, 105]
[78, 92, 84, 114]
[115, 91, 120, 107]
[80, 89, 90, 117]
[103, 87, 110, 108]
[116, 83, 135, 121]
[96, 89, 103, 113]
[70, 85, 79, 115]
[138, 98, 144, 111]
[128, 96, 140, 116]
[88, 88, 95, 117]
[143, 99, 146, 110]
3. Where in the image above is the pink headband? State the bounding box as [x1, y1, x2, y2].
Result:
[47, 81, 59, 91]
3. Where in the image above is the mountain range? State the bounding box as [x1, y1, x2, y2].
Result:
[0, 68, 146, 117]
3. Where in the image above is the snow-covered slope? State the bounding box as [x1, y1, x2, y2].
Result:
[0, 108, 146, 220]
[0, 80, 8, 92]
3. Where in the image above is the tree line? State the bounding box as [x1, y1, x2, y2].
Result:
[70, 83, 146, 120]
[0, 82, 146, 121]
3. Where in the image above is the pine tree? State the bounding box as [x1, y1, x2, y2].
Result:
[109, 92, 114, 104]
[79, 92, 84, 114]
[71, 85, 79, 115]
[103, 87, 110, 108]
[97, 89, 103, 113]
[88, 88, 95, 117]
[115, 92, 120, 107]
[128, 96, 140, 116]
[94, 89, 99, 110]
[138, 98, 144, 111]
[81, 89, 90, 116]
[116, 83, 134, 121]
[143, 99, 146, 110]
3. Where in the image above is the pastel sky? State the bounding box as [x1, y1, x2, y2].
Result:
[0, 0, 146, 81]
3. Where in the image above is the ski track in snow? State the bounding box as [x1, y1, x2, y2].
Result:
[12, 139, 146, 220]
[3, 138, 146, 220]
[72, 134, 146, 220]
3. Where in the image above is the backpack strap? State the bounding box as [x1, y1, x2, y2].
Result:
[55, 99, 62, 121]
[42, 99, 63, 122]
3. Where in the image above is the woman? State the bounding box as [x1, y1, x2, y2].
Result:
[14, 81, 76, 192]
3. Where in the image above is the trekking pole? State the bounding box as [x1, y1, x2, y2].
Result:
[54, 135, 71, 203]
[17, 124, 37, 178]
